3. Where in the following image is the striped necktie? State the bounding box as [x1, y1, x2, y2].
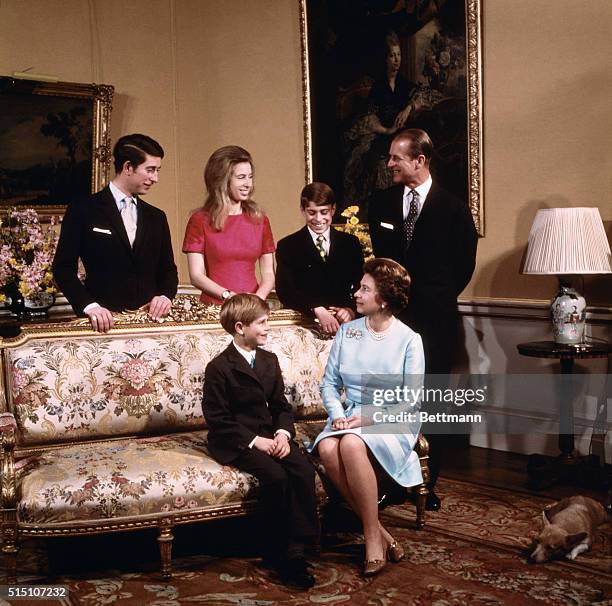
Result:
[316, 234, 327, 261]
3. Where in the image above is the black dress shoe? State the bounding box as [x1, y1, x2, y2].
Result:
[425, 491, 441, 511]
[280, 556, 315, 589]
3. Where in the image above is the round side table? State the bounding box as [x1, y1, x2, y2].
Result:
[517, 340, 611, 489]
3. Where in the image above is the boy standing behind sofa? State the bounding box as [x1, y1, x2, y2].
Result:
[203, 294, 318, 589]
[276, 182, 364, 335]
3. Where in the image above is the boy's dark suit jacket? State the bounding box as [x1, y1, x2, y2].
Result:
[52, 186, 178, 315]
[368, 182, 477, 318]
[275, 226, 364, 314]
[203, 343, 295, 465]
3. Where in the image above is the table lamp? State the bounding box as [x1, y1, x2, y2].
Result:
[522, 207, 612, 345]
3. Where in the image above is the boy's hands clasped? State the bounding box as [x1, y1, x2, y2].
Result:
[254, 433, 291, 459]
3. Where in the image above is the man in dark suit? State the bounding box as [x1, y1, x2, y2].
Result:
[368, 128, 478, 510]
[52, 133, 178, 332]
[276, 182, 364, 335]
[203, 294, 318, 589]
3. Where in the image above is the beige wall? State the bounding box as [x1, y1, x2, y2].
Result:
[480, 0, 612, 305]
[1, 0, 611, 305]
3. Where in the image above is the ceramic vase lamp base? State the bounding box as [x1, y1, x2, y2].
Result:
[550, 281, 586, 345]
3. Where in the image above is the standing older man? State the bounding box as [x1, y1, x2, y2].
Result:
[53, 133, 178, 332]
[368, 128, 477, 510]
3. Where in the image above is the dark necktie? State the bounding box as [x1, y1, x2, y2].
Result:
[403, 189, 419, 248]
[316, 234, 327, 261]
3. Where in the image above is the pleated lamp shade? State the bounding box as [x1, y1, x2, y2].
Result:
[523, 208, 612, 275]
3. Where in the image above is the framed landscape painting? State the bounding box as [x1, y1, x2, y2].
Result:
[300, 0, 483, 234]
[0, 77, 114, 216]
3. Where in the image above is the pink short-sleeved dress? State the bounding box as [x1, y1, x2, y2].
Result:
[182, 210, 276, 304]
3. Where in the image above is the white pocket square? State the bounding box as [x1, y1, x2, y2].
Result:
[380, 222, 394, 230]
[93, 227, 112, 234]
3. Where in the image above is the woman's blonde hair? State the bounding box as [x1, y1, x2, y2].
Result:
[203, 145, 263, 230]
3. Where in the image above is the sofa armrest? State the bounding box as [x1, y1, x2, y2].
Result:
[0, 412, 17, 508]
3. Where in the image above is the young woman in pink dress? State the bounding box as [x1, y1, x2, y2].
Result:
[182, 146, 276, 304]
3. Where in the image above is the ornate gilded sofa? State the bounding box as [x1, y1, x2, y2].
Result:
[0, 296, 429, 582]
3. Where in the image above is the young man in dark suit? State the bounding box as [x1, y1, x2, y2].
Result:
[203, 294, 318, 589]
[368, 129, 478, 511]
[275, 182, 364, 335]
[52, 133, 178, 332]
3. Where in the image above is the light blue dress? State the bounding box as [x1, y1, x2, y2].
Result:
[309, 317, 425, 487]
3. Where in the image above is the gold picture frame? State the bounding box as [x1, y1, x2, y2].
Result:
[299, 0, 484, 235]
[0, 77, 114, 217]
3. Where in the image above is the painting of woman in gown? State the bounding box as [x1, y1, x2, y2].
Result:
[302, 0, 473, 220]
[342, 31, 442, 208]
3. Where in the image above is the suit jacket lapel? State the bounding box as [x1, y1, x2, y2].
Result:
[393, 187, 405, 228]
[99, 186, 133, 253]
[132, 197, 148, 253]
[299, 226, 324, 265]
[226, 343, 264, 389]
[417, 182, 439, 223]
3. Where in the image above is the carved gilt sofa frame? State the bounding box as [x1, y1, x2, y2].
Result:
[0, 296, 429, 582]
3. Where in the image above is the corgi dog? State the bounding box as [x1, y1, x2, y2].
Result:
[530, 495, 607, 563]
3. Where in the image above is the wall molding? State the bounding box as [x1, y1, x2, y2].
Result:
[459, 297, 612, 324]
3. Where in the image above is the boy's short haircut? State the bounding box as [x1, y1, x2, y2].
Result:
[219, 293, 270, 334]
[300, 182, 336, 209]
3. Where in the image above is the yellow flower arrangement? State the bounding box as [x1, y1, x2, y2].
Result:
[338, 205, 373, 259]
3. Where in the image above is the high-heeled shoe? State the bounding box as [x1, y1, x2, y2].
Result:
[386, 540, 405, 563]
[363, 558, 386, 576]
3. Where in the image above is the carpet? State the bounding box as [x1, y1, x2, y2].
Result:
[4, 478, 611, 605]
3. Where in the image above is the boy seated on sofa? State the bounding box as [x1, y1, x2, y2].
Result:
[275, 182, 364, 335]
[202, 293, 319, 589]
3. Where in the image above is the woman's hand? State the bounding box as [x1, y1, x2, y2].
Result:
[331, 415, 362, 430]
[331, 417, 349, 431]
[394, 104, 413, 130]
[345, 415, 362, 429]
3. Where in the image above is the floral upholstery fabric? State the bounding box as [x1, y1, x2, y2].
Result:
[6, 325, 330, 447]
[17, 427, 327, 526]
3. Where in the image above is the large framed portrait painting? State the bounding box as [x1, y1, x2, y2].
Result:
[300, 0, 483, 234]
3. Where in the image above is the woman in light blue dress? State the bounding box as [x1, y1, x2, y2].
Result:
[309, 258, 424, 576]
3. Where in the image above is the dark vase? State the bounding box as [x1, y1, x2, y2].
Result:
[2, 282, 26, 318]
[1, 283, 55, 319]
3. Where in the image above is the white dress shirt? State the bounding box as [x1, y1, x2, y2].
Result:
[402, 174, 433, 220]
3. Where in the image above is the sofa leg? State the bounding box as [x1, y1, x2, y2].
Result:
[2, 509, 18, 583]
[157, 523, 174, 580]
[415, 484, 428, 530]
[2, 545, 18, 584]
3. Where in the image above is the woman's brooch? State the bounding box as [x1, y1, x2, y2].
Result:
[345, 328, 363, 340]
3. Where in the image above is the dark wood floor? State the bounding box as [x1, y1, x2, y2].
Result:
[442, 445, 610, 505]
